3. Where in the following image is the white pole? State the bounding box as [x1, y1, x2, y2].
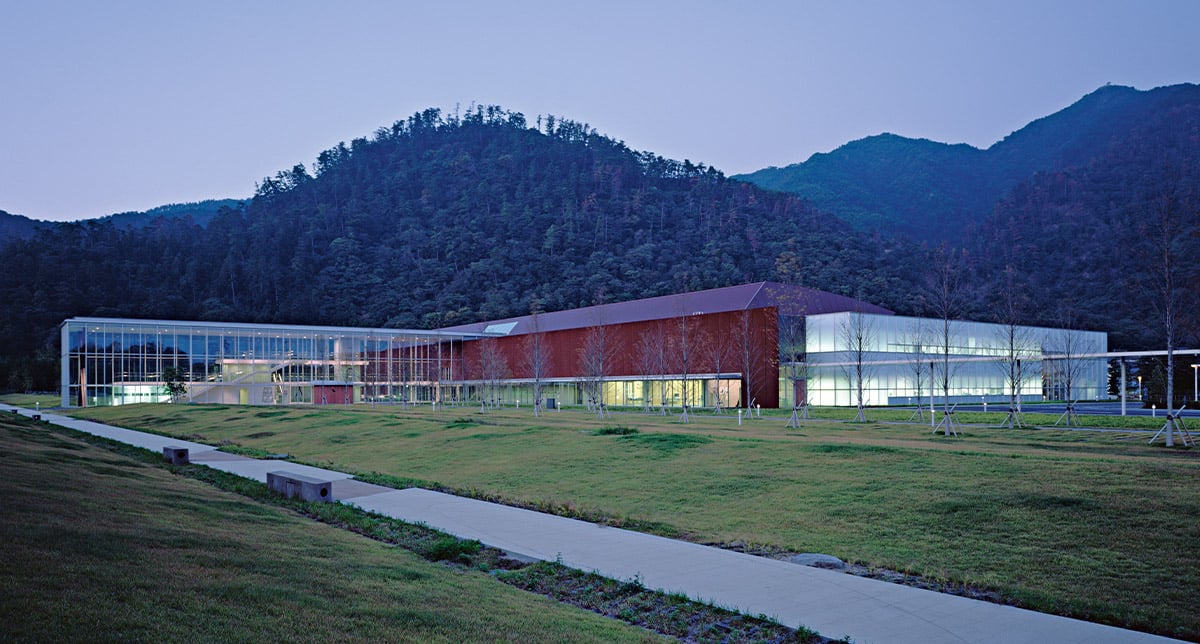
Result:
[929, 360, 936, 428]
[1120, 360, 1127, 416]
[738, 409, 743, 426]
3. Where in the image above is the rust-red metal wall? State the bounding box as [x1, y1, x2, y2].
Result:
[458, 307, 780, 408]
[314, 384, 353, 405]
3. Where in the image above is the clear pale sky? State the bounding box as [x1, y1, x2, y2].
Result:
[2, 1, 1197, 221]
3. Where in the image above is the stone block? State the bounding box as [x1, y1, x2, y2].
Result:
[162, 446, 190, 465]
[267, 470, 333, 503]
[788, 553, 847, 570]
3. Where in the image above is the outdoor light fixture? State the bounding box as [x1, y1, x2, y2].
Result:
[1192, 364, 1199, 405]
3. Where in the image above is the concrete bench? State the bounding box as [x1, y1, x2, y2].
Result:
[162, 446, 190, 464]
[267, 470, 333, 503]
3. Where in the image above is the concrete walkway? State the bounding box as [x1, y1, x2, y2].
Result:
[5, 404, 1183, 644]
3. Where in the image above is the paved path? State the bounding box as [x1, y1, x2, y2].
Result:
[5, 405, 1183, 644]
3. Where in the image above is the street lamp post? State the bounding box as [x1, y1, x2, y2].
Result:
[1137, 375, 1143, 402]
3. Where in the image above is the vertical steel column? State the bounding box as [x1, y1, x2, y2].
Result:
[60, 323, 71, 407]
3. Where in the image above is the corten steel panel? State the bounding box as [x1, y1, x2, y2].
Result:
[444, 282, 889, 409]
[459, 307, 781, 408]
[314, 385, 352, 405]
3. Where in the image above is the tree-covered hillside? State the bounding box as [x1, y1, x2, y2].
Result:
[0, 210, 45, 245]
[735, 83, 1200, 241]
[95, 199, 242, 230]
[0, 106, 921, 390]
[967, 97, 1200, 349]
[734, 134, 994, 237]
[3, 92, 1197, 394]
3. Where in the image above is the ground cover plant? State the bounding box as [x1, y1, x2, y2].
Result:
[70, 403, 1200, 640]
[0, 412, 660, 643]
[498, 562, 820, 642]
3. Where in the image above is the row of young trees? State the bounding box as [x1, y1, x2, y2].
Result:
[827, 161, 1199, 445]
[800, 241, 1113, 436]
[471, 302, 770, 421]
[819, 181, 1196, 444]
[826, 309, 1101, 431]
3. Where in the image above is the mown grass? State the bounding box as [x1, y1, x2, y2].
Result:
[770, 404, 1184, 430]
[0, 392, 60, 408]
[69, 403, 1200, 640]
[0, 412, 659, 643]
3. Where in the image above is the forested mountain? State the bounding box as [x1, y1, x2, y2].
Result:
[2, 87, 1197, 393]
[967, 95, 1200, 349]
[0, 210, 45, 244]
[735, 83, 1200, 240]
[0, 200, 238, 247]
[0, 107, 923, 390]
[95, 199, 242, 230]
[734, 134, 994, 238]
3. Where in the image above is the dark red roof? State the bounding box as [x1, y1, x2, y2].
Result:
[437, 282, 893, 336]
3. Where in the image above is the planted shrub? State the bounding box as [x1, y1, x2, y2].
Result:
[423, 536, 483, 563]
[594, 426, 639, 436]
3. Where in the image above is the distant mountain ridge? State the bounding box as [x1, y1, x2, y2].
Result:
[0, 210, 46, 244]
[0, 199, 239, 247]
[1, 87, 1197, 392]
[735, 83, 1200, 239]
[94, 199, 242, 230]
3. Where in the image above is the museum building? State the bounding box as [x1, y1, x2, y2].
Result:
[59, 282, 1107, 409]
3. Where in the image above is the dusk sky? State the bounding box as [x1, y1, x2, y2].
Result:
[3, 1, 1197, 222]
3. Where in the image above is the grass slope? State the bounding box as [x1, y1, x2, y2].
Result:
[0, 392, 59, 408]
[70, 404, 1200, 640]
[0, 412, 658, 643]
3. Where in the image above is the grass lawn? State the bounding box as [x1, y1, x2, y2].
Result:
[0, 412, 660, 643]
[69, 403, 1200, 640]
[0, 392, 60, 409]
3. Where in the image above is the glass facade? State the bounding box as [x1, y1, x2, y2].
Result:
[793, 313, 1108, 407]
[469, 375, 742, 410]
[62, 312, 1109, 410]
[61, 318, 476, 407]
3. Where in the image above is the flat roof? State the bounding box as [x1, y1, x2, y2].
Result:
[806, 311, 1109, 336]
[438, 282, 893, 336]
[62, 317, 486, 340]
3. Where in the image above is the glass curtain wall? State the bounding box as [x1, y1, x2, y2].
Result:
[461, 376, 743, 410]
[61, 318, 472, 407]
[799, 313, 1108, 407]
